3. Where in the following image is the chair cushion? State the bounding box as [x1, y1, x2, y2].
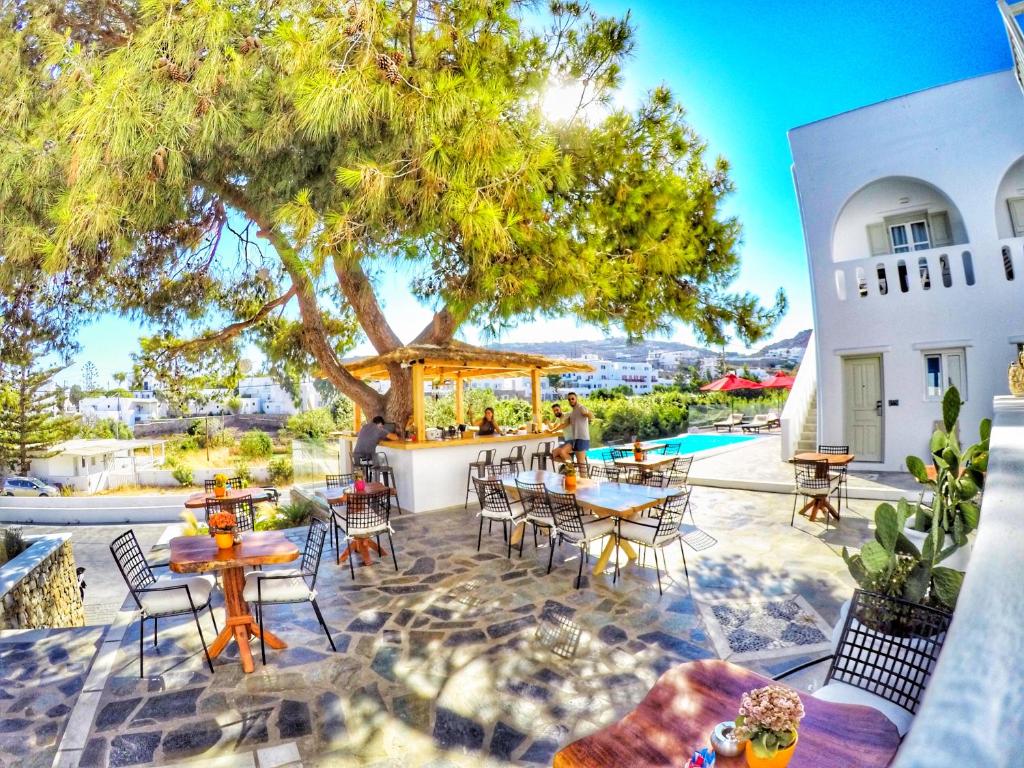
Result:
[243, 568, 314, 603]
[559, 516, 614, 542]
[811, 681, 913, 736]
[618, 519, 677, 545]
[527, 512, 554, 526]
[347, 522, 389, 536]
[797, 477, 841, 496]
[138, 575, 215, 616]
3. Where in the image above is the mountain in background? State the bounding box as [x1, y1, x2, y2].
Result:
[755, 329, 812, 356]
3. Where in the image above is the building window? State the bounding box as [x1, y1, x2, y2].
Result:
[889, 220, 930, 253]
[924, 350, 966, 401]
[1007, 196, 1024, 237]
[961, 251, 975, 286]
[918, 257, 931, 289]
[1003, 246, 1015, 281]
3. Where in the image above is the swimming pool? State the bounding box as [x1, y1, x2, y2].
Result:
[586, 433, 755, 462]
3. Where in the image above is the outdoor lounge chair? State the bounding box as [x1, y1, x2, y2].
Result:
[741, 413, 781, 433]
[712, 413, 745, 432]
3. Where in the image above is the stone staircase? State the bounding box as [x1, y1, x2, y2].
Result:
[796, 391, 817, 452]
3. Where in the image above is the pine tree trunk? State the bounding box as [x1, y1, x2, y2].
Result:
[383, 365, 413, 434]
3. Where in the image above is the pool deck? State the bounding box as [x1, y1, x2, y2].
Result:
[688, 434, 922, 501]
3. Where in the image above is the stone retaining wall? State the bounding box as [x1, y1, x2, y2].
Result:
[0, 534, 85, 630]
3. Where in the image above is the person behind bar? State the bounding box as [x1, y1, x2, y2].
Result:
[353, 416, 399, 465]
[477, 407, 499, 437]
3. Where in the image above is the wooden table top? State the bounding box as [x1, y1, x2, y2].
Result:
[792, 452, 855, 466]
[504, 470, 674, 517]
[613, 455, 676, 469]
[609, 441, 667, 453]
[168, 531, 299, 573]
[184, 487, 270, 509]
[322, 482, 397, 506]
[553, 660, 900, 768]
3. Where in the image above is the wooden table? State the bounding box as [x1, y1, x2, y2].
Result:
[184, 487, 271, 509]
[608, 441, 667, 455]
[502, 470, 675, 575]
[613, 454, 677, 471]
[791, 452, 854, 522]
[169, 532, 299, 674]
[554, 659, 901, 767]
[322, 482, 397, 566]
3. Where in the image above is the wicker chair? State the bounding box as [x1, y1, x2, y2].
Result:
[545, 489, 615, 588]
[110, 530, 218, 677]
[791, 459, 841, 530]
[464, 449, 497, 508]
[243, 518, 337, 664]
[818, 443, 851, 511]
[775, 589, 953, 736]
[473, 476, 528, 558]
[616, 489, 695, 594]
[332, 488, 395, 578]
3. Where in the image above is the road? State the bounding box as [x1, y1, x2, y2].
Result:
[0, 493, 191, 524]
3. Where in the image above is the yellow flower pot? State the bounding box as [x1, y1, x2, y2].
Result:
[214, 532, 235, 550]
[744, 735, 797, 768]
[213, 486, 226, 498]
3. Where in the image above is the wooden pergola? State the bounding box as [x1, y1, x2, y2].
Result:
[344, 341, 594, 441]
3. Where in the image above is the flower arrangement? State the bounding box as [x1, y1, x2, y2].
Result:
[213, 473, 228, 488]
[734, 685, 804, 762]
[208, 510, 237, 533]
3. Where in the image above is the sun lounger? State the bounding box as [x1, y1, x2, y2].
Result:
[712, 413, 745, 432]
[741, 413, 781, 433]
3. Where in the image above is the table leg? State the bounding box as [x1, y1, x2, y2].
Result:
[338, 538, 387, 566]
[206, 566, 288, 673]
[510, 521, 526, 546]
[592, 536, 638, 576]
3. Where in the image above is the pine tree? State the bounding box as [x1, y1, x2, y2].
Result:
[0, 364, 78, 474]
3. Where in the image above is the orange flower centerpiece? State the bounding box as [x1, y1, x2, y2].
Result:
[208, 510, 238, 550]
[633, 438, 644, 462]
[212, 473, 228, 498]
[559, 459, 578, 491]
[734, 684, 805, 768]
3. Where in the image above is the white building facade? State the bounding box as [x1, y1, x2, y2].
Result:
[557, 355, 655, 395]
[78, 395, 167, 426]
[789, 69, 1024, 471]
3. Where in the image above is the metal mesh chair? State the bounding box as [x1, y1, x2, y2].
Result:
[775, 589, 953, 736]
[110, 530, 218, 677]
[244, 518, 337, 664]
[500, 445, 527, 475]
[464, 449, 497, 508]
[609, 447, 631, 460]
[372, 452, 401, 514]
[515, 478, 555, 552]
[818, 444, 850, 511]
[616, 489, 696, 594]
[662, 442, 682, 456]
[529, 441, 554, 470]
[665, 455, 694, 487]
[545, 489, 615, 588]
[333, 488, 395, 577]
[226, 476, 245, 490]
[204, 479, 217, 493]
[473, 476, 528, 557]
[204, 495, 255, 532]
[586, 462, 621, 482]
[791, 458, 841, 530]
[325, 473, 355, 489]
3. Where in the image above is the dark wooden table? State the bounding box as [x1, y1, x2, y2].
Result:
[322, 483, 397, 566]
[791, 453, 854, 522]
[184, 487, 271, 509]
[554, 660, 901, 767]
[169, 532, 299, 673]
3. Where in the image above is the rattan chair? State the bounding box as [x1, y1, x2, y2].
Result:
[464, 449, 497, 508]
[243, 518, 337, 664]
[775, 589, 953, 736]
[110, 530, 218, 677]
[545, 489, 615, 588]
[615, 489, 695, 594]
[332, 488, 395, 578]
[529, 441, 554, 470]
[818, 443, 850, 511]
[499, 444, 527, 475]
[473, 476, 528, 558]
[204, 495, 255, 532]
[791, 459, 841, 530]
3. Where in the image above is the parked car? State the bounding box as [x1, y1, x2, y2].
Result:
[3, 476, 60, 497]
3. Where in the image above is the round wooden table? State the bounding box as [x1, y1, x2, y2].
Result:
[322, 483, 397, 566]
[554, 659, 900, 767]
[791, 452, 854, 523]
[169, 531, 299, 673]
[184, 487, 271, 509]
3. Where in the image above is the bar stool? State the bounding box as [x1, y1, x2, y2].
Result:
[500, 445, 527, 475]
[373, 451, 401, 514]
[464, 449, 497, 508]
[529, 441, 554, 470]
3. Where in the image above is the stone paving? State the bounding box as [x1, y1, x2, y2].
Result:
[30, 485, 875, 767]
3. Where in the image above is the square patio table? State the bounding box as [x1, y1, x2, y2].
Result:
[502, 470, 675, 575]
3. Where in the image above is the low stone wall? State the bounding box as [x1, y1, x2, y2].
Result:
[134, 414, 289, 437]
[0, 534, 85, 630]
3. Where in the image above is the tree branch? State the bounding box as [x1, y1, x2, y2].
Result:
[333, 257, 403, 353]
[410, 305, 462, 346]
[163, 286, 296, 355]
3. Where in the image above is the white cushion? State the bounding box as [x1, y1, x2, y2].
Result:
[811, 681, 913, 736]
[618, 519, 678, 545]
[797, 477, 841, 496]
[243, 569, 313, 603]
[527, 512, 554, 526]
[558, 516, 614, 542]
[138, 575, 215, 616]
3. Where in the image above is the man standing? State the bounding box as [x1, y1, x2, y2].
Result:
[353, 416, 399, 467]
[566, 392, 593, 470]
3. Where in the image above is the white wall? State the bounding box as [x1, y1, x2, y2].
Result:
[790, 70, 1024, 470]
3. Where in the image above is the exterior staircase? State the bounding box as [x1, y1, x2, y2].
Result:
[796, 392, 818, 452]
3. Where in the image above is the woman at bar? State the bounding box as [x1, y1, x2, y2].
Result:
[477, 407, 499, 437]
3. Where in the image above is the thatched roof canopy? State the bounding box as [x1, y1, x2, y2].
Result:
[343, 341, 594, 381]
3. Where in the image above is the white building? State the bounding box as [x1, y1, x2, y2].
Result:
[558, 355, 655, 395]
[78, 395, 167, 426]
[646, 349, 701, 368]
[788, 68, 1024, 471]
[764, 346, 806, 360]
[28, 438, 167, 493]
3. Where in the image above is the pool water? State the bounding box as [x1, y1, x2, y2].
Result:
[586, 433, 755, 462]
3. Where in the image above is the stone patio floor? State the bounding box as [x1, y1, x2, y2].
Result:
[14, 485, 880, 767]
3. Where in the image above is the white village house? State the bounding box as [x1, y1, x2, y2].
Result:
[787, 67, 1024, 471]
[27, 438, 167, 493]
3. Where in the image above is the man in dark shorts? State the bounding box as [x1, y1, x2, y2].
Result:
[566, 391, 593, 470]
[353, 416, 399, 467]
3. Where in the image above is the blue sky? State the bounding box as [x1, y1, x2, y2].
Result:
[62, 0, 1011, 387]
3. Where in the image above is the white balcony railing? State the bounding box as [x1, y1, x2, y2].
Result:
[999, 0, 1024, 95]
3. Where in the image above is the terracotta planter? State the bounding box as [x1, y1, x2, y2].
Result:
[214, 532, 235, 550]
[745, 734, 797, 768]
[213, 486, 226, 498]
[564, 474, 577, 491]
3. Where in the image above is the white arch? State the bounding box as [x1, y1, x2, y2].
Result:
[995, 155, 1024, 239]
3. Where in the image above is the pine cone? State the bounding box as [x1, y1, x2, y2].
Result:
[390, 50, 405, 65]
[195, 96, 212, 116]
[376, 53, 400, 84]
[151, 147, 168, 178]
[239, 35, 261, 54]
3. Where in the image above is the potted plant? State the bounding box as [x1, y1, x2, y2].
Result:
[212, 473, 228, 498]
[353, 469, 366, 492]
[559, 460, 578, 491]
[904, 386, 989, 570]
[207, 510, 237, 549]
[633, 437, 644, 462]
[733, 684, 805, 768]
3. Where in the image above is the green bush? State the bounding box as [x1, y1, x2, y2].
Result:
[233, 461, 253, 486]
[77, 418, 133, 440]
[255, 500, 317, 531]
[286, 408, 336, 440]
[171, 466, 194, 486]
[268, 457, 293, 483]
[226, 396, 242, 414]
[239, 429, 273, 459]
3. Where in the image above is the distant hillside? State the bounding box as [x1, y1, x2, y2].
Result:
[487, 338, 713, 362]
[756, 329, 812, 356]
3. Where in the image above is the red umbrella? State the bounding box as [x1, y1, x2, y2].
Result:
[700, 373, 763, 392]
[760, 372, 796, 389]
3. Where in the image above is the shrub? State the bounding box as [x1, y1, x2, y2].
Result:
[175, 435, 199, 452]
[0, 527, 27, 567]
[268, 457, 293, 484]
[226, 396, 242, 414]
[256, 500, 317, 531]
[171, 466, 194, 486]
[286, 408, 336, 440]
[58, 485, 75, 497]
[77, 418, 133, 440]
[239, 429, 273, 460]
[233, 462, 252, 486]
